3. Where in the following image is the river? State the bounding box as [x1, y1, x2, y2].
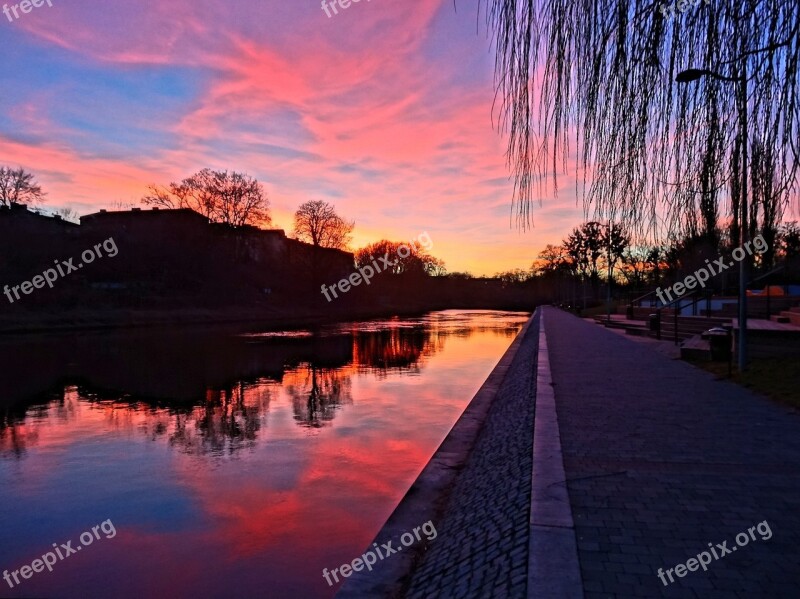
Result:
[0, 309, 529, 598]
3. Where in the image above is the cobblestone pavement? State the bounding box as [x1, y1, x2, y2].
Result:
[544, 306, 800, 598]
[402, 313, 540, 599]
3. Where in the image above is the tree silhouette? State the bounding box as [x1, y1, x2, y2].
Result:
[355, 239, 445, 276]
[601, 222, 630, 284]
[0, 167, 45, 207]
[142, 168, 271, 227]
[293, 200, 354, 250]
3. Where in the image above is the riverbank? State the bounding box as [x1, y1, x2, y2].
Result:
[337, 311, 541, 598]
[0, 299, 536, 336]
[0, 276, 540, 336]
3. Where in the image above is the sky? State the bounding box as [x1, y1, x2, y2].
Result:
[0, 0, 586, 276]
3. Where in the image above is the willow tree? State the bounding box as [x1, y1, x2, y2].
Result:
[485, 0, 800, 243]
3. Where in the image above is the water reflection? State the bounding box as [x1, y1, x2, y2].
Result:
[1, 312, 522, 457]
[287, 366, 353, 429]
[0, 310, 529, 599]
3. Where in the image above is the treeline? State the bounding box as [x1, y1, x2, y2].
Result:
[494, 221, 800, 306]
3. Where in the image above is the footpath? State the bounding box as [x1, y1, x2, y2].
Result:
[339, 306, 800, 598]
[544, 305, 800, 597]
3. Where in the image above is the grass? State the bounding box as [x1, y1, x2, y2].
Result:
[688, 356, 800, 409]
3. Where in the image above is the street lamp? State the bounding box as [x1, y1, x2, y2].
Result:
[675, 65, 749, 371]
[606, 220, 613, 325]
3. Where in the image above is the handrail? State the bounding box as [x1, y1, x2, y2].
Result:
[632, 264, 786, 317]
[744, 265, 786, 319]
[745, 264, 785, 288]
[630, 288, 659, 308]
[654, 288, 708, 344]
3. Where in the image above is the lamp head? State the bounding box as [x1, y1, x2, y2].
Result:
[675, 69, 709, 83]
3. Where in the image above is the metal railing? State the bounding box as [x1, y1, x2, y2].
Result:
[654, 289, 709, 344]
[744, 265, 786, 319]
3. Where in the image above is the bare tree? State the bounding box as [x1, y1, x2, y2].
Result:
[111, 200, 138, 210]
[777, 222, 800, 260]
[0, 167, 45, 207]
[293, 200, 354, 249]
[213, 171, 271, 227]
[355, 239, 445, 276]
[55, 207, 79, 223]
[486, 0, 800, 238]
[142, 169, 271, 227]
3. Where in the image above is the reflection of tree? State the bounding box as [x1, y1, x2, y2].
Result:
[351, 327, 433, 377]
[0, 313, 531, 455]
[0, 421, 39, 458]
[286, 365, 352, 428]
[1, 381, 275, 459]
[0, 388, 75, 458]
[153, 382, 274, 456]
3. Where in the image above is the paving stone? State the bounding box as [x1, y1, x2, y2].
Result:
[403, 314, 539, 599]
[544, 307, 800, 598]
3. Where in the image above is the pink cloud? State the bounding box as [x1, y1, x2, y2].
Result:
[2, 0, 589, 274]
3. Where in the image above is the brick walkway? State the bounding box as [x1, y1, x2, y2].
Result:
[545, 306, 800, 597]
[402, 312, 539, 598]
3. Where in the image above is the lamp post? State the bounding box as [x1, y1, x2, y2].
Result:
[606, 220, 612, 325]
[675, 66, 748, 371]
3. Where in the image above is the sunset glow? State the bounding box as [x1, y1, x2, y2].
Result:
[0, 0, 585, 275]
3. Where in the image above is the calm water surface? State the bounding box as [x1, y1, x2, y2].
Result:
[0, 310, 529, 598]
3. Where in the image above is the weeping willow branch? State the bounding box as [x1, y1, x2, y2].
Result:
[483, 0, 800, 240]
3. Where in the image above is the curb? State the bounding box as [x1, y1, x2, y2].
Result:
[527, 306, 583, 598]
